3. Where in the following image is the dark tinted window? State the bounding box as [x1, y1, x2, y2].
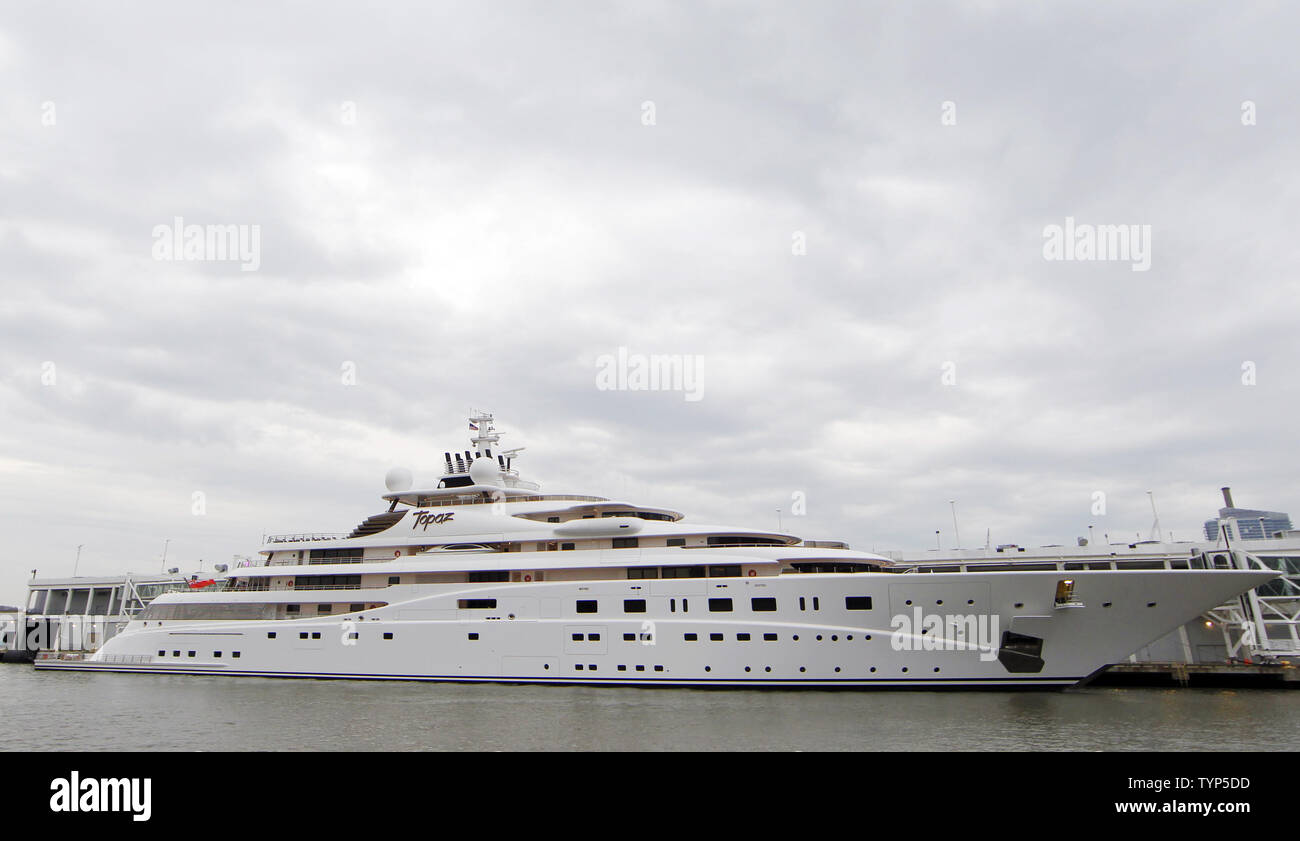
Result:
[708, 598, 733, 612]
[624, 599, 647, 613]
[751, 597, 777, 611]
[845, 596, 873, 610]
[576, 600, 597, 613]
[661, 566, 707, 579]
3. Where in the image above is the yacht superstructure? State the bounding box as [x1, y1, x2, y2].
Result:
[36, 413, 1278, 687]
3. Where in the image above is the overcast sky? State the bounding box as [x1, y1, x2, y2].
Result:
[2, 2, 1298, 603]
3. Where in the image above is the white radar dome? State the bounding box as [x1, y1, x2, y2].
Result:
[385, 466, 414, 492]
[469, 457, 499, 486]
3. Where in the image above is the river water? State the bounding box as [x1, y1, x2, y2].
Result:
[2, 666, 1296, 751]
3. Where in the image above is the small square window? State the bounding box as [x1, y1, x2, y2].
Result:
[311, 632, 321, 640]
[623, 599, 647, 613]
[300, 632, 309, 639]
[845, 596, 873, 610]
[589, 633, 600, 641]
[172, 651, 180, 657]
[623, 632, 636, 641]
[654, 665, 664, 672]
[751, 597, 777, 612]
[232, 652, 241, 658]
[317, 605, 332, 615]
[736, 633, 751, 641]
[468, 633, 479, 640]
[267, 632, 277, 639]
[214, 651, 223, 658]
[575, 664, 584, 670]
[572, 633, 584, 641]
[684, 633, 698, 641]
[617, 664, 627, 671]
[763, 633, 778, 641]
[388, 576, 400, 585]
[708, 598, 733, 612]
[383, 632, 393, 640]
[576, 600, 597, 614]
[635, 665, 645, 671]
[157, 650, 165, 657]
[709, 633, 723, 641]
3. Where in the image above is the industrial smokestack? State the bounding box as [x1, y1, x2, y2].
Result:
[1221, 487, 1235, 508]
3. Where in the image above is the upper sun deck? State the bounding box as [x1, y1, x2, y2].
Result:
[256, 412, 847, 566]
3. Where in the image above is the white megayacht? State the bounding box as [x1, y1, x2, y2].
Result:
[36, 412, 1277, 688]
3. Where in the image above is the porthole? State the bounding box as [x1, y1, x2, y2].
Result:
[933, 667, 941, 673]
[831, 635, 838, 641]
[1103, 602, 1113, 608]
[936, 599, 943, 605]
[1014, 602, 1024, 608]
[905, 599, 913, 606]
[799, 666, 806, 672]
[901, 666, 909, 673]
[793, 634, 800, 641]
[967, 599, 974, 605]
[816, 634, 823, 641]
[865, 634, 872, 640]
[744, 666, 751, 672]
[764, 666, 771, 672]
[869, 666, 877, 673]
[1147, 602, 1157, 608]
[834, 667, 841, 672]
[704, 666, 711, 672]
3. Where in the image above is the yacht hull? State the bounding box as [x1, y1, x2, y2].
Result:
[35, 569, 1274, 689]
